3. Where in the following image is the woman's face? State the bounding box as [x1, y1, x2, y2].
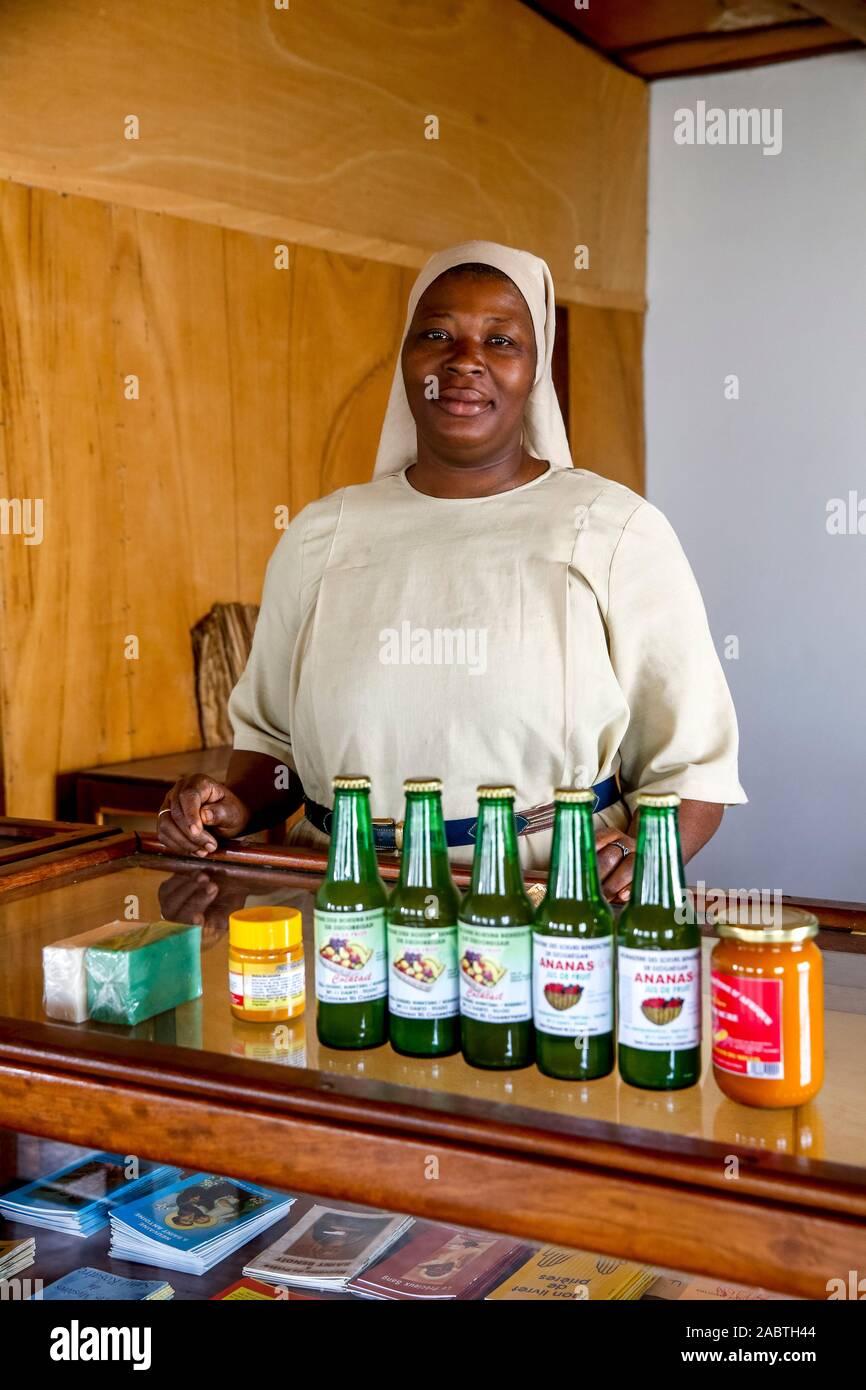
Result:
[401, 271, 537, 465]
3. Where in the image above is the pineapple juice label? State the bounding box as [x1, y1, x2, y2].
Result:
[533, 935, 612, 1037]
[618, 947, 701, 1052]
[458, 922, 532, 1025]
[388, 924, 458, 1020]
[314, 908, 386, 1004]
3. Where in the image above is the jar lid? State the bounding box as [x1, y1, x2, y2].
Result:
[229, 906, 302, 950]
[636, 791, 681, 809]
[332, 775, 371, 791]
[554, 787, 595, 804]
[477, 784, 516, 800]
[403, 778, 443, 793]
[715, 904, 818, 943]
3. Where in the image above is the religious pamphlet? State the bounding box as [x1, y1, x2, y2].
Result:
[0, 1236, 36, 1281]
[0, 1153, 180, 1237]
[244, 1205, 412, 1291]
[486, 1245, 655, 1300]
[348, 1222, 527, 1300]
[645, 1273, 791, 1301]
[108, 1172, 295, 1275]
[36, 1267, 174, 1300]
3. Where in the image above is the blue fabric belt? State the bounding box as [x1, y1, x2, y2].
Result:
[304, 775, 622, 851]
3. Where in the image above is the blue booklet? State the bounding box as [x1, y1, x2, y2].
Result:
[0, 1153, 180, 1236]
[35, 1267, 174, 1301]
[109, 1172, 295, 1274]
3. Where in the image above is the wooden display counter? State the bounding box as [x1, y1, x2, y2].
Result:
[0, 826, 864, 1299]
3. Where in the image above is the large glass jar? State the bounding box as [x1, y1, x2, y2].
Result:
[711, 907, 823, 1109]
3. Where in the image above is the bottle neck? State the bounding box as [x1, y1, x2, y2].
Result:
[398, 793, 452, 890]
[628, 807, 687, 909]
[469, 799, 524, 897]
[548, 802, 603, 902]
[326, 790, 380, 883]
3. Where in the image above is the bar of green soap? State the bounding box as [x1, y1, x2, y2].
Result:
[85, 921, 202, 1026]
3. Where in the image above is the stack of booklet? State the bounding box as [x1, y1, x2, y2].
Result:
[108, 1172, 295, 1275]
[244, 1205, 412, 1292]
[36, 1267, 174, 1301]
[645, 1272, 790, 1301]
[347, 1222, 527, 1300]
[0, 1152, 179, 1238]
[485, 1245, 656, 1300]
[0, 1236, 36, 1281]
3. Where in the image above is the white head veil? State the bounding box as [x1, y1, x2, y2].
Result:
[372, 240, 573, 478]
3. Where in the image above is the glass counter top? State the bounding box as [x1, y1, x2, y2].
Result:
[0, 851, 863, 1180]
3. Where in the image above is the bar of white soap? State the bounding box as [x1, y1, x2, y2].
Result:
[42, 920, 135, 1023]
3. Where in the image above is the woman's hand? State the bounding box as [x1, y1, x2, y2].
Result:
[157, 868, 250, 947]
[594, 800, 725, 903]
[157, 775, 250, 857]
[595, 827, 637, 903]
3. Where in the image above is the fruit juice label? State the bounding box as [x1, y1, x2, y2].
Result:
[618, 947, 700, 1052]
[711, 971, 784, 1078]
[457, 922, 532, 1024]
[229, 959, 305, 1012]
[388, 924, 458, 1020]
[533, 935, 612, 1037]
[314, 909, 387, 1004]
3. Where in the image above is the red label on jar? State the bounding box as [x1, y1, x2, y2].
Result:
[711, 970, 784, 1079]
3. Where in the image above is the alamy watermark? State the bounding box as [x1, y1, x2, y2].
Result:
[826, 1270, 866, 1299]
[0, 497, 42, 545]
[826, 491, 866, 535]
[675, 880, 783, 926]
[674, 101, 782, 157]
[379, 622, 488, 676]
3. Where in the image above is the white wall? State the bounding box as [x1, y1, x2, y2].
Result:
[645, 54, 866, 901]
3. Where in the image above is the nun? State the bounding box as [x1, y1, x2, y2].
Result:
[158, 240, 746, 899]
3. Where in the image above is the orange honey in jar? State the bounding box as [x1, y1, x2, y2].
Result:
[711, 907, 823, 1109]
[229, 906, 305, 1024]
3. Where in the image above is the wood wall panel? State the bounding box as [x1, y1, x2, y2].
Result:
[568, 305, 645, 494]
[287, 250, 412, 514]
[0, 0, 647, 310]
[0, 1, 648, 816]
[0, 184, 418, 817]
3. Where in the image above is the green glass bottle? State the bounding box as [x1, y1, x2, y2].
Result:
[387, 778, 461, 1058]
[458, 786, 534, 1070]
[314, 775, 388, 1050]
[617, 791, 701, 1090]
[533, 788, 615, 1081]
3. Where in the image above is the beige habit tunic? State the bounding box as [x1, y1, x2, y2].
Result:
[229, 241, 746, 868]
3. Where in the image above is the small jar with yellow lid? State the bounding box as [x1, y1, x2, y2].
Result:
[711, 906, 823, 1109]
[229, 906, 305, 1024]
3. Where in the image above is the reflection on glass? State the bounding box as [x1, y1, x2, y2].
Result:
[230, 1016, 307, 1069]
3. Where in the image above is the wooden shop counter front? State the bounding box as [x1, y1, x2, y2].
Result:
[0, 828, 864, 1299]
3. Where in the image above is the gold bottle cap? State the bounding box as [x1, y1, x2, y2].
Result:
[477, 784, 516, 800]
[554, 787, 596, 804]
[635, 791, 681, 809]
[715, 904, 818, 944]
[332, 775, 371, 791]
[403, 778, 443, 794]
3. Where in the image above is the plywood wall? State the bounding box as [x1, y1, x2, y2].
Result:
[0, 0, 647, 816]
[0, 0, 646, 310]
[0, 183, 414, 815]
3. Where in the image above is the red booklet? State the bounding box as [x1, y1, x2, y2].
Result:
[347, 1223, 526, 1300]
[211, 1277, 319, 1300]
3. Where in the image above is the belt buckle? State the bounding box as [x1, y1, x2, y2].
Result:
[371, 818, 404, 853]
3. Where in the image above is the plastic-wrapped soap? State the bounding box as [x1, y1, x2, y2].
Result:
[43, 920, 139, 1023]
[85, 921, 202, 1026]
